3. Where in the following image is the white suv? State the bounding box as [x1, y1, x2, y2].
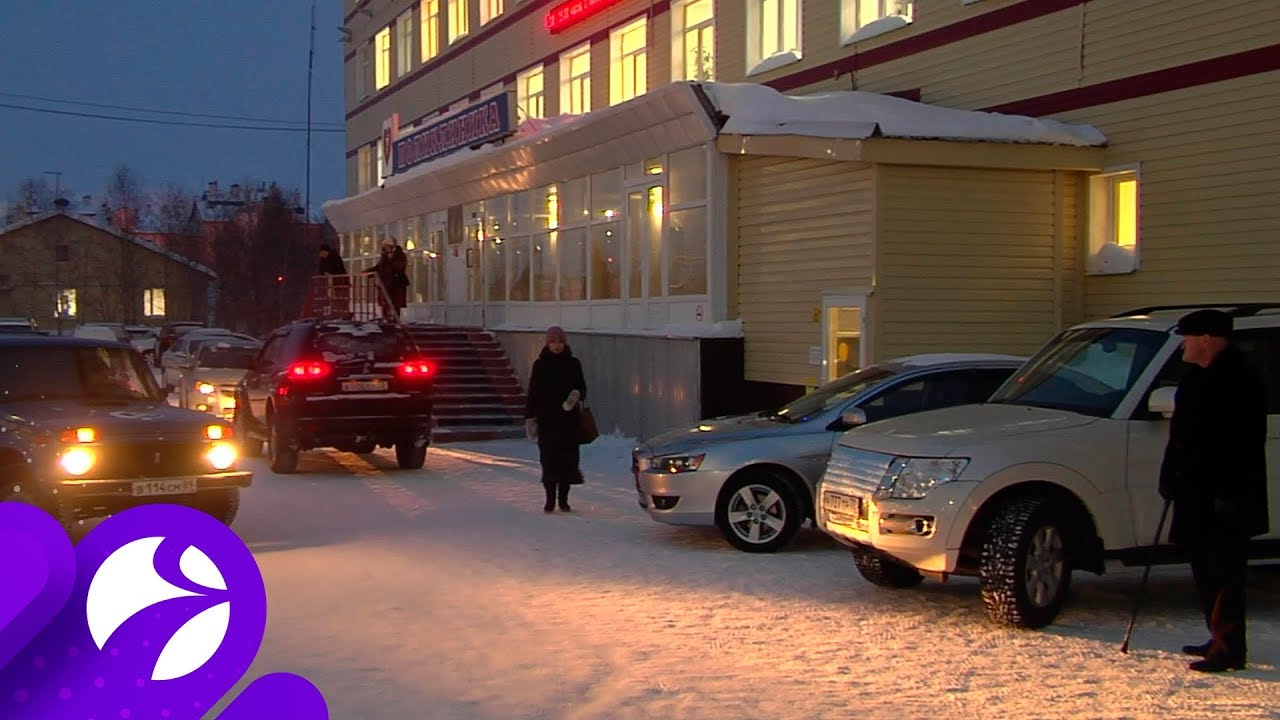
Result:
[815, 304, 1280, 628]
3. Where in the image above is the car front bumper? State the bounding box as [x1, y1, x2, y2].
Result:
[816, 481, 975, 575]
[634, 466, 731, 527]
[56, 470, 254, 504]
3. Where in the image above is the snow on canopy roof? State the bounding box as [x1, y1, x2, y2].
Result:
[701, 82, 1106, 147]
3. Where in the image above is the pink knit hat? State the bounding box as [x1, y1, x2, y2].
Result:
[545, 326, 568, 343]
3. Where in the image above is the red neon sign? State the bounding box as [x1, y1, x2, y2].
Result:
[544, 0, 623, 33]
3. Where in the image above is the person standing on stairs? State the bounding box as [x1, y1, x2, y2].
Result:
[524, 326, 588, 512]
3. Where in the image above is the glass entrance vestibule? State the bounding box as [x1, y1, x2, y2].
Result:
[337, 144, 718, 330]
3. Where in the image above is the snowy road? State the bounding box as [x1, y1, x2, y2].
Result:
[212, 436, 1279, 720]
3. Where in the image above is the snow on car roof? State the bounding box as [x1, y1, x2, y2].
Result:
[892, 353, 1027, 366]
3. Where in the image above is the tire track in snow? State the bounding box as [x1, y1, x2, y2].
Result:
[326, 450, 435, 518]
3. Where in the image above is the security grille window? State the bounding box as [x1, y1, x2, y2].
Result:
[375, 27, 392, 89]
[748, 0, 800, 72]
[674, 0, 715, 81]
[56, 289, 77, 318]
[841, 0, 913, 43]
[447, 0, 469, 44]
[480, 0, 504, 25]
[143, 288, 166, 318]
[356, 42, 372, 99]
[1087, 167, 1140, 275]
[609, 18, 648, 106]
[420, 0, 440, 61]
[517, 65, 545, 120]
[396, 10, 414, 77]
[560, 44, 592, 115]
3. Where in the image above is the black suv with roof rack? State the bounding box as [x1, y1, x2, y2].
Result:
[233, 317, 435, 473]
[0, 335, 252, 528]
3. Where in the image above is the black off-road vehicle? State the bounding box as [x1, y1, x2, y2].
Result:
[0, 336, 252, 528]
[233, 318, 434, 473]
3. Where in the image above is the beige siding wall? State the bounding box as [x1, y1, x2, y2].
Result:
[735, 156, 875, 386]
[873, 166, 1077, 360]
[1075, 71, 1280, 318]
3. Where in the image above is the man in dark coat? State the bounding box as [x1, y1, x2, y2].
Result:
[317, 244, 347, 275]
[1158, 308, 1269, 672]
[315, 244, 349, 316]
[524, 326, 588, 512]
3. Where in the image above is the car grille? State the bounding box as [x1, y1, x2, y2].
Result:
[91, 441, 210, 478]
[823, 446, 896, 496]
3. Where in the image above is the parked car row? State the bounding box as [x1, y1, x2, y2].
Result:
[634, 303, 1280, 630]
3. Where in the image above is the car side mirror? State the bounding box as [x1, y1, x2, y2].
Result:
[1147, 386, 1176, 418]
[837, 408, 868, 430]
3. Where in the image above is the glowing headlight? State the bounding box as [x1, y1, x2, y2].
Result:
[882, 457, 969, 499]
[196, 382, 216, 395]
[60, 447, 96, 476]
[206, 442, 238, 470]
[654, 454, 705, 474]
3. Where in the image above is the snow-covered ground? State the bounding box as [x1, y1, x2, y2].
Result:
[216, 435, 1279, 720]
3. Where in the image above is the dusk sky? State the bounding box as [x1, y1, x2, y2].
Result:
[0, 0, 346, 217]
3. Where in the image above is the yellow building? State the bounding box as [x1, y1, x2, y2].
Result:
[325, 0, 1280, 436]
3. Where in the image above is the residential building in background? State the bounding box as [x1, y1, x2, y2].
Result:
[324, 0, 1280, 437]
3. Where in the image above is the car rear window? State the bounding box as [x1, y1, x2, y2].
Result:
[198, 344, 258, 369]
[309, 324, 405, 362]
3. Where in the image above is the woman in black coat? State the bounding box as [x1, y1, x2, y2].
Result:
[524, 326, 587, 512]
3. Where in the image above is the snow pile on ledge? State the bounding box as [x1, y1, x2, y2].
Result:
[701, 82, 1107, 146]
[488, 319, 744, 340]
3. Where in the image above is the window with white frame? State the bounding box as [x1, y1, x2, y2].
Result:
[447, 0, 469, 44]
[1087, 167, 1140, 275]
[747, 0, 801, 72]
[841, 0, 913, 44]
[673, 0, 715, 81]
[560, 44, 592, 115]
[609, 18, 648, 106]
[56, 288, 76, 318]
[480, 0, 503, 25]
[420, 0, 440, 61]
[396, 10, 414, 76]
[517, 65, 545, 119]
[356, 42, 372, 99]
[357, 145, 373, 192]
[375, 27, 392, 89]
[143, 288, 166, 318]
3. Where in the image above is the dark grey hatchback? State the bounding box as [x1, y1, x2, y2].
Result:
[0, 336, 252, 529]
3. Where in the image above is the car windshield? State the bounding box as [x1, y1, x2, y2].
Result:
[311, 325, 405, 363]
[0, 345, 163, 402]
[771, 366, 899, 422]
[197, 344, 258, 369]
[989, 327, 1169, 417]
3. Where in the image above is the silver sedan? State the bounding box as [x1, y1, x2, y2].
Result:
[632, 354, 1025, 553]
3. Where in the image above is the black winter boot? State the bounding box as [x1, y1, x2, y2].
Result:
[543, 483, 556, 513]
[557, 483, 571, 512]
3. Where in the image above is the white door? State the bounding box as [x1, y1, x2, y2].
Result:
[822, 293, 869, 383]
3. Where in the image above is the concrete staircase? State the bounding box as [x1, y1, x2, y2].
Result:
[404, 324, 528, 443]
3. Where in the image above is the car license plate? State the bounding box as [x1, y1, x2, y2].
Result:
[132, 478, 198, 497]
[342, 379, 387, 392]
[823, 491, 861, 518]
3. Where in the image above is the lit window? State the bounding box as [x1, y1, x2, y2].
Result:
[420, 0, 440, 61]
[1087, 167, 1141, 275]
[610, 19, 648, 106]
[480, 0, 504, 25]
[747, 0, 800, 71]
[375, 27, 392, 89]
[673, 0, 715, 81]
[375, 139, 385, 186]
[517, 65, 545, 120]
[143, 288, 166, 318]
[396, 10, 414, 77]
[356, 42, 372, 99]
[447, 0, 469, 44]
[56, 289, 77, 318]
[357, 146, 373, 192]
[841, 0, 913, 42]
[560, 44, 592, 115]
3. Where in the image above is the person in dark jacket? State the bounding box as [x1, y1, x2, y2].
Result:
[1158, 308, 1270, 673]
[315, 244, 349, 316]
[524, 326, 587, 512]
[317, 244, 347, 275]
[369, 242, 409, 319]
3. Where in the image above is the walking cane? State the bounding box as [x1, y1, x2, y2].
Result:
[1120, 498, 1173, 654]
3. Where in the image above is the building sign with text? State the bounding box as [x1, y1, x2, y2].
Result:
[544, 0, 623, 33]
[390, 91, 517, 176]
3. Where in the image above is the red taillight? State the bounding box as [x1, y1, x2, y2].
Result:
[397, 361, 434, 378]
[287, 361, 332, 380]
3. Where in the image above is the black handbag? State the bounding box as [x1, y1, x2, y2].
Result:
[577, 401, 599, 445]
